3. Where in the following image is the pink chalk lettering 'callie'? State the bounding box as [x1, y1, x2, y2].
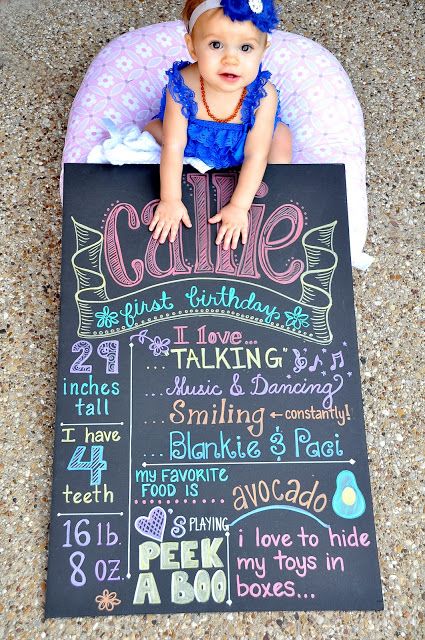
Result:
[103, 173, 304, 287]
[104, 203, 144, 287]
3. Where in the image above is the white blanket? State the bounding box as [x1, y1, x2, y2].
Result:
[87, 119, 212, 173]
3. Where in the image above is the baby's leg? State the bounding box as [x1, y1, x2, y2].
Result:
[144, 119, 163, 145]
[268, 123, 292, 164]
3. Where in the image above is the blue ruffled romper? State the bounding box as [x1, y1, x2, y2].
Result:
[154, 60, 282, 169]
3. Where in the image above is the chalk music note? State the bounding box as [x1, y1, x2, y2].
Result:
[308, 354, 323, 372]
[292, 348, 308, 373]
[330, 350, 345, 370]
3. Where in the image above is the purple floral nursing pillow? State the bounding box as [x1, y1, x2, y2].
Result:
[63, 21, 371, 268]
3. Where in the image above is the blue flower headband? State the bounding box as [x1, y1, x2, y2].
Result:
[188, 0, 279, 34]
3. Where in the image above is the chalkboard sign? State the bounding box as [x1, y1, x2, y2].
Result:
[46, 164, 383, 618]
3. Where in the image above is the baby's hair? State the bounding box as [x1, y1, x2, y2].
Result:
[182, 0, 204, 27]
[182, 0, 222, 30]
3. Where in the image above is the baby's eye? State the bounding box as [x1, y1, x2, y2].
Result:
[209, 41, 222, 50]
[241, 44, 253, 52]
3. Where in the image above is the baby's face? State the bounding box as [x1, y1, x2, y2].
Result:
[185, 9, 268, 93]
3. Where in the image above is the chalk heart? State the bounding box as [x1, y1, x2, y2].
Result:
[134, 507, 166, 542]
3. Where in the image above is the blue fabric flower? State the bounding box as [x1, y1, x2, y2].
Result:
[221, 0, 279, 33]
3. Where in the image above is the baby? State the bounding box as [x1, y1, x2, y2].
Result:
[145, 0, 292, 249]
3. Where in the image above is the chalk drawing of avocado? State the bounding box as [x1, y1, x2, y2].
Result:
[332, 470, 366, 519]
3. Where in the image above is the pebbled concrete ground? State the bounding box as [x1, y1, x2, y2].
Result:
[0, 0, 423, 638]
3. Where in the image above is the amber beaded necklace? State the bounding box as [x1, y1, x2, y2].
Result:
[200, 76, 247, 123]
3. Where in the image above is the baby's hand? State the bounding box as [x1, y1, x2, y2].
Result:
[149, 200, 192, 243]
[209, 203, 249, 250]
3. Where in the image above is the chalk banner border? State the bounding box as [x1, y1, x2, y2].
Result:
[71, 218, 338, 345]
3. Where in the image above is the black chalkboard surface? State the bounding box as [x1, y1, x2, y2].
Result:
[46, 164, 383, 618]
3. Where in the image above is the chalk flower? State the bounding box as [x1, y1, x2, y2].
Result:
[129, 329, 170, 355]
[133, 329, 149, 344]
[95, 589, 121, 612]
[95, 306, 119, 329]
[149, 336, 170, 356]
[284, 306, 310, 330]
